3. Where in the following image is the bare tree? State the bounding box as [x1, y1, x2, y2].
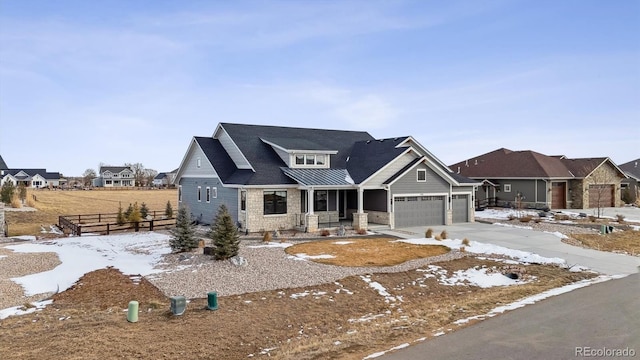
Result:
[125, 163, 146, 187]
[145, 168, 158, 187]
[584, 162, 620, 218]
[82, 168, 97, 187]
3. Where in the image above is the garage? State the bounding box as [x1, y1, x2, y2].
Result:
[452, 195, 469, 223]
[394, 195, 445, 228]
[588, 185, 614, 208]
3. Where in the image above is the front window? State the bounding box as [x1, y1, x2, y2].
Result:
[241, 190, 246, 211]
[197, 186, 201, 202]
[314, 190, 328, 211]
[264, 190, 287, 215]
[295, 155, 305, 165]
[316, 155, 325, 165]
[504, 184, 511, 193]
[179, 185, 182, 202]
[206, 187, 211, 203]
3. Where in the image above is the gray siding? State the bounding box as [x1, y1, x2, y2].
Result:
[179, 177, 239, 226]
[365, 152, 418, 186]
[391, 163, 449, 195]
[181, 142, 218, 178]
[497, 179, 541, 204]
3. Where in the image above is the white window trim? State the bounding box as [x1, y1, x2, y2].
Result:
[504, 184, 511, 193]
[197, 157, 201, 168]
[197, 186, 202, 202]
[291, 153, 330, 168]
[212, 187, 218, 199]
[417, 169, 427, 182]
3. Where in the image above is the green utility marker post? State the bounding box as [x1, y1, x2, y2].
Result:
[207, 291, 218, 310]
[127, 301, 139, 322]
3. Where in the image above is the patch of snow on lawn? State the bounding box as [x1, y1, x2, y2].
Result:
[333, 241, 354, 245]
[247, 242, 292, 249]
[422, 265, 523, 288]
[290, 253, 335, 261]
[6, 232, 172, 297]
[397, 238, 567, 265]
[0, 300, 52, 320]
[492, 223, 533, 230]
[474, 208, 539, 220]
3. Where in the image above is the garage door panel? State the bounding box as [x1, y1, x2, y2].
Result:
[394, 196, 444, 227]
[452, 195, 468, 223]
[588, 185, 614, 208]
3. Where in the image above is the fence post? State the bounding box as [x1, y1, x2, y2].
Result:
[149, 220, 154, 231]
[106, 223, 110, 235]
[134, 222, 139, 232]
[99, 213, 101, 222]
[77, 225, 82, 236]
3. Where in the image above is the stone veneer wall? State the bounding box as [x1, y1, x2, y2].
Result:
[582, 164, 624, 208]
[244, 188, 302, 233]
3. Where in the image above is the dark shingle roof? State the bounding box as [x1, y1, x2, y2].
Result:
[0, 155, 7, 170]
[281, 168, 354, 186]
[195, 137, 255, 185]
[100, 166, 132, 174]
[154, 172, 167, 180]
[219, 123, 374, 185]
[346, 137, 409, 183]
[4, 169, 61, 179]
[618, 158, 640, 180]
[560, 158, 607, 177]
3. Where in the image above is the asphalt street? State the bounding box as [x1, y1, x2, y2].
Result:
[378, 273, 640, 360]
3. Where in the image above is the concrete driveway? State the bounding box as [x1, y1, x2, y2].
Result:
[380, 222, 640, 275]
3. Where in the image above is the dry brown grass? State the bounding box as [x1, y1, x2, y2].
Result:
[5, 189, 177, 236]
[0, 247, 597, 360]
[570, 230, 640, 255]
[285, 237, 450, 267]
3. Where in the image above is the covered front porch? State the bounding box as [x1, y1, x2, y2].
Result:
[294, 188, 391, 232]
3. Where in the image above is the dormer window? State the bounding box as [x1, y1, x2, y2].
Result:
[293, 154, 328, 168]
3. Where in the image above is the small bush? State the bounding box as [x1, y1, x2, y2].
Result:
[262, 231, 272, 243]
[519, 216, 532, 223]
[459, 246, 466, 252]
[533, 217, 541, 223]
[440, 230, 448, 239]
[462, 238, 470, 246]
[508, 214, 516, 221]
[357, 229, 367, 235]
[320, 229, 331, 237]
[588, 215, 596, 222]
[555, 214, 570, 221]
[10, 197, 21, 208]
[434, 235, 442, 241]
[425, 228, 433, 238]
[615, 214, 625, 223]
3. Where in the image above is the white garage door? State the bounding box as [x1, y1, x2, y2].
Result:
[394, 196, 445, 228]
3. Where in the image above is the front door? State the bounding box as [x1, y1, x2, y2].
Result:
[551, 182, 566, 209]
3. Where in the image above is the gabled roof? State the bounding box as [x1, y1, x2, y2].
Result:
[346, 137, 409, 183]
[3, 169, 61, 180]
[194, 137, 254, 185]
[217, 123, 374, 185]
[0, 155, 7, 170]
[154, 172, 167, 180]
[619, 158, 640, 180]
[451, 148, 625, 180]
[451, 148, 574, 178]
[99, 166, 132, 174]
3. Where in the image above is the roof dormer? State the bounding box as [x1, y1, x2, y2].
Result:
[260, 137, 336, 169]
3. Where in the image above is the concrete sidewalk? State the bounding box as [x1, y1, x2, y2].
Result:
[379, 222, 640, 275]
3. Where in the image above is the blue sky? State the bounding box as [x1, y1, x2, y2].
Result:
[1, 0, 638, 177]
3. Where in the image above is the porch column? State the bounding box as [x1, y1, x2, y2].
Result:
[353, 187, 368, 231]
[306, 188, 318, 232]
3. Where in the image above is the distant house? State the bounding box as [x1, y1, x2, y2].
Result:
[93, 166, 135, 187]
[174, 123, 477, 233]
[0, 155, 7, 173]
[619, 159, 640, 204]
[0, 169, 65, 189]
[152, 169, 177, 187]
[450, 148, 627, 210]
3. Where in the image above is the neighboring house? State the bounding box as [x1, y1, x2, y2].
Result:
[0, 169, 65, 189]
[174, 123, 478, 233]
[0, 155, 8, 173]
[619, 158, 640, 204]
[450, 148, 627, 210]
[152, 169, 178, 187]
[93, 166, 135, 187]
